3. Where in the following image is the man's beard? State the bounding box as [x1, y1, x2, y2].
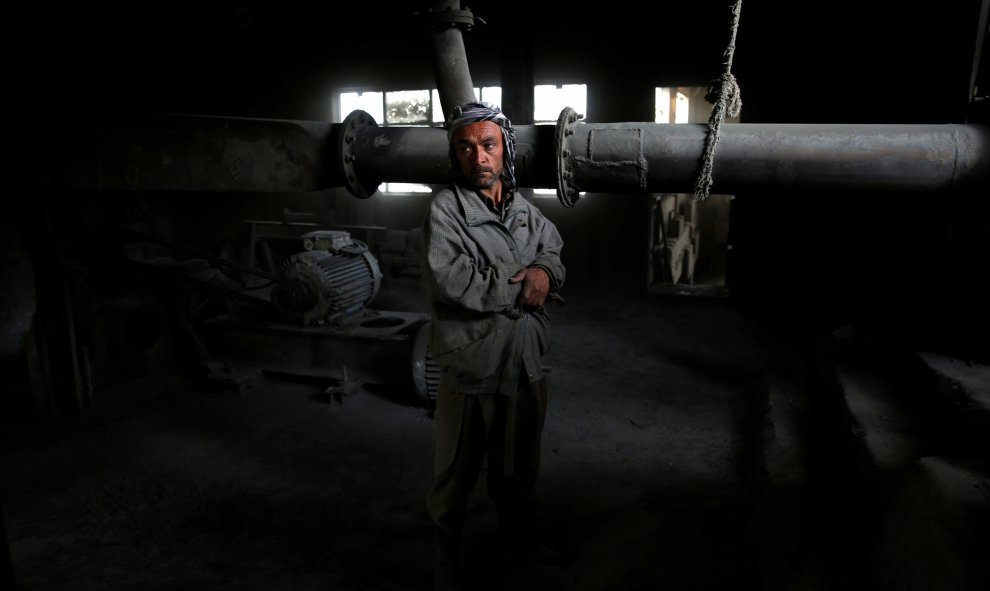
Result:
[468, 166, 500, 189]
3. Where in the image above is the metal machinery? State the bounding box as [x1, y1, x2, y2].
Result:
[103, 221, 440, 404]
[649, 195, 701, 287]
[187, 230, 440, 404]
[271, 231, 383, 326]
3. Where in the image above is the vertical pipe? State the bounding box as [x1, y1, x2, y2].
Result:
[428, 1, 476, 120]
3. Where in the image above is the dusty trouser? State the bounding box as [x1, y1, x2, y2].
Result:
[427, 376, 549, 556]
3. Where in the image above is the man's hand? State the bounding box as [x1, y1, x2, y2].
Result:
[509, 267, 550, 308]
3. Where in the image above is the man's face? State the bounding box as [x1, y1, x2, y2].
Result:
[451, 120, 504, 189]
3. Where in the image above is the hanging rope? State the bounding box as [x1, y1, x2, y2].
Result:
[694, 0, 743, 202]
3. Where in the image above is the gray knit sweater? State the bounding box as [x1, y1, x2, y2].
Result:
[421, 184, 566, 395]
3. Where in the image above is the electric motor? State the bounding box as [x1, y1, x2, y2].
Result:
[271, 231, 382, 325]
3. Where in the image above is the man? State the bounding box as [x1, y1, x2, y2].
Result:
[421, 101, 566, 589]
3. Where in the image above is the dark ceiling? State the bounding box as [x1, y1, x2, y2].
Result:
[16, 1, 987, 124]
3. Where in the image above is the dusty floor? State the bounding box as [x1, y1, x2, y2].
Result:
[1, 277, 811, 590]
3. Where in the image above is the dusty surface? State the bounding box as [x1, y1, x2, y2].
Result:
[918, 351, 990, 410]
[2, 277, 802, 590]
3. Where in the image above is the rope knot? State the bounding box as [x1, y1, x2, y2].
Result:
[705, 73, 742, 118]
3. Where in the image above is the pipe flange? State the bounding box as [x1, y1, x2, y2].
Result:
[339, 110, 380, 199]
[555, 106, 583, 208]
[417, 8, 485, 30]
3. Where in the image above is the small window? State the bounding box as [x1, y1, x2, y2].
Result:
[655, 87, 691, 123]
[338, 91, 384, 123]
[534, 84, 586, 124]
[431, 87, 503, 123]
[382, 183, 433, 194]
[533, 84, 587, 196]
[655, 86, 731, 124]
[386, 90, 431, 125]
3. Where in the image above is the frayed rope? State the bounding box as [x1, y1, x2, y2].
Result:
[694, 0, 743, 202]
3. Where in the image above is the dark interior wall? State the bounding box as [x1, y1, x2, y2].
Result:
[26, 1, 983, 121]
[18, 0, 989, 359]
[734, 2, 981, 125]
[723, 2, 988, 358]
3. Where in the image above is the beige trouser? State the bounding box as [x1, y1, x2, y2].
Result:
[426, 377, 549, 538]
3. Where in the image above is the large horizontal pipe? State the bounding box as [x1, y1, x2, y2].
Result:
[53, 112, 990, 203]
[350, 116, 990, 201]
[53, 112, 342, 193]
[568, 121, 990, 195]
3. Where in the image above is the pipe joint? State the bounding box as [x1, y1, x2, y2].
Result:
[417, 7, 485, 30]
[555, 106, 584, 207]
[338, 110, 381, 199]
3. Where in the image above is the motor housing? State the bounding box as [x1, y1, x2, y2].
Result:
[271, 231, 382, 325]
